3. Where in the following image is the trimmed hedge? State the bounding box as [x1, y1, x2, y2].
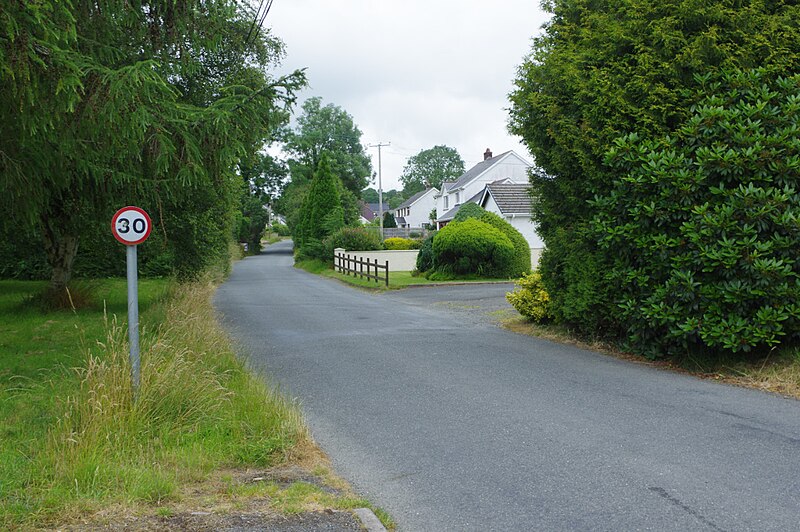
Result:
[452, 203, 531, 277]
[383, 237, 420, 250]
[478, 211, 531, 278]
[323, 227, 383, 262]
[432, 219, 514, 277]
[452, 202, 485, 222]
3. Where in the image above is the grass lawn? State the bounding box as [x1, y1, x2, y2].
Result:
[295, 259, 513, 290]
[0, 278, 391, 529]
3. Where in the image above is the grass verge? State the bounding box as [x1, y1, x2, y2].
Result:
[295, 258, 512, 290]
[501, 313, 800, 400]
[0, 278, 392, 529]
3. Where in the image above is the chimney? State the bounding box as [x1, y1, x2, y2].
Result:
[484, 148, 493, 161]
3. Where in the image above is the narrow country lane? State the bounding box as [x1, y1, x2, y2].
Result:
[214, 240, 800, 531]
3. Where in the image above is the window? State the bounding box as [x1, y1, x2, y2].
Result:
[444, 196, 449, 209]
[455, 192, 460, 204]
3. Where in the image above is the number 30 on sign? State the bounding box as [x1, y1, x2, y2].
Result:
[112, 206, 152, 246]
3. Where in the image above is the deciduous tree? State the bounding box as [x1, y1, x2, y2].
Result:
[283, 97, 372, 194]
[400, 146, 465, 196]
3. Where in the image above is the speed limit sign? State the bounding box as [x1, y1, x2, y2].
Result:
[111, 206, 152, 246]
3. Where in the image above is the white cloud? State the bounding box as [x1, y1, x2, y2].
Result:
[267, 0, 549, 190]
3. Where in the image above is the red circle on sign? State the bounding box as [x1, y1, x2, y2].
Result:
[111, 206, 152, 245]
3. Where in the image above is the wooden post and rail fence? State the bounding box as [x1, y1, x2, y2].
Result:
[334, 249, 389, 287]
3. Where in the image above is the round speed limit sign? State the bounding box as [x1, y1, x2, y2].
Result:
[111, 206, 152, 245]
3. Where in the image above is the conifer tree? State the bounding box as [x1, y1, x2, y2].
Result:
[297, 154, 344, 258]
[1, 1, 304, 292]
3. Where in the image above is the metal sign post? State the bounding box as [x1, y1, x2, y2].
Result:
[111, 206, 152, 398]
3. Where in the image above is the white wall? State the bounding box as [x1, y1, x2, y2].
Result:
[507, 215, 544, 249]
[531, 248, 543, 269]
[334, 248, 419, 271]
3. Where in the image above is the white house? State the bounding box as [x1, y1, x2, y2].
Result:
[394, 187, 438, 229]
[435, 149, 531, 228]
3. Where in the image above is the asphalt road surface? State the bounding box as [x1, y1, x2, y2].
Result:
[214, 240, 800, 531]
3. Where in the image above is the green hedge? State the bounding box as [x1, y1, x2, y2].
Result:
[383, 237, 421, 250]
[415, 232, 437, 273]
[592, 70, 800, 357]
[432, 219, 514, 277]
[453, 204, 531, 277]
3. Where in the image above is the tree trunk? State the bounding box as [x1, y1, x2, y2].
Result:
[41, 216, 80, 293]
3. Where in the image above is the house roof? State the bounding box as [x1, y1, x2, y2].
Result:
[396, 188, 436, 210]
[450, 151, 513, 191]
[359, 201, 375, 221]
[368, 202, 395, 215]
[436, 190, 484, 222]
[481, 183, 532, 215]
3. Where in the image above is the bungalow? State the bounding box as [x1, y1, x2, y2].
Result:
[394, 187, 438, 229]
[434, 149, 531, 228]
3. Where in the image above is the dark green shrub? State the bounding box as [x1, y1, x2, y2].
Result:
[536, 232, 615, 336]
[0, 209, 176, 280]
[509, 0, 800, 340]
[382, 211, 397, 228]
[323, 227, 383, 262]
[507, 271, 553, 322]
[593, 70, 800, 357]
[432, 219, 514, 277]
[415, 232, 437, 273]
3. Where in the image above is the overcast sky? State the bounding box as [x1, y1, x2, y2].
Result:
[266, 1, 550, 192]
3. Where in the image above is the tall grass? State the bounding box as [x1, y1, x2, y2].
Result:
[1, 281, 308, 527]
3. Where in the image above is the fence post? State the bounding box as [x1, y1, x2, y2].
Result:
[385, 260, 389, 287]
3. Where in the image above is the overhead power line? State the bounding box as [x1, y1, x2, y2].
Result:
[245, 0, 275, 47]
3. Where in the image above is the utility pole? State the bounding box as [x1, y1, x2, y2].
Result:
[369, 141, 390, 240]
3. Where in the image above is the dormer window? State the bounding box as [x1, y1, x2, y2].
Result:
[444, 196, 449, 209]
[455, 192, 460, 204]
